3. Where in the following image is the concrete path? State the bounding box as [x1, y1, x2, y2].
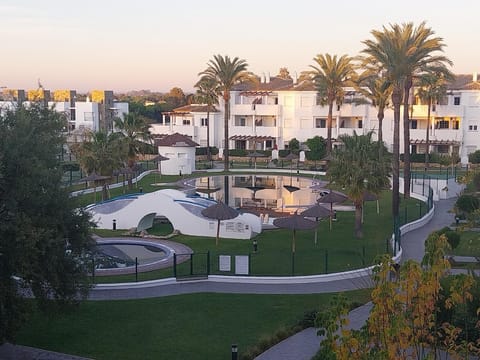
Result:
[255, 197, 457, 360]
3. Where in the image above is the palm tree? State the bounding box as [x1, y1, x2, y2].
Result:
[354, 69, 392, 149]
[194, 76, 220, 162]
[309, 54, 356, 155]
[416, 68, 453, 169]
[71, 131, 125, 200]
[328, 131, 391, 238]
[199, 55, 252, 171]
[113, 112, 153, 189]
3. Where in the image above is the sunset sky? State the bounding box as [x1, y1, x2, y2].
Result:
[1, 0, 478, 93]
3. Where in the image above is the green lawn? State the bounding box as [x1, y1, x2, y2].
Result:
[450, 231, 480, 256]
[17, 290, 370, 360]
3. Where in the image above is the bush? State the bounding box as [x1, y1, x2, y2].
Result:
[469, 150, 480, 164]
[195, 147, 219, 156]
[228, 149, 248, 157]
[436, 227, 461, 249]
[473, 173, 480, 191]
[456, 194, 480, 214]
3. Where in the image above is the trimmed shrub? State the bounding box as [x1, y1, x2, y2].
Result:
[473, 173, 480, 191]
[436, 227, 461, 249]
[228, 149, 248, 157]
[456, 194, 480, 214]
[195, 146, 219, 156]
[469, 150, 480, 164]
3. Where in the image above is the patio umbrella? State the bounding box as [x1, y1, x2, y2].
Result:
[80, 172, 110, 203]
[273, 212, 317, 253]
[201, 201, 239, 246]
[317, 190, 348, 230]
[301, 204, 332, 245]
[246, 175, 265, 200]
[247, 151, 267, 170]
[282, 152, 300, 192]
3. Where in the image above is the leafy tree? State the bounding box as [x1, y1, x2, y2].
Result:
[456, 194, 480, 214]
[469, 150, 480, 164]
[305, 136, 327, 161]
[0, 103, 93, 343]
[328, 131, 391, 238]
[199, 55, 254, 171]
[288, 138, 300, 153]
[309, 54, 356, 155]
[164, 87, 186, 108]
[71, 131, 125, 200]
[277, 67, 292, 80]
[195, 76, 221, 162]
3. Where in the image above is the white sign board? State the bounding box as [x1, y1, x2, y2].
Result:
[299, 150, 306, 162]
[271, 149, 279, 160]
[219, 255, 231, 271]
[235, 255, 249, 275]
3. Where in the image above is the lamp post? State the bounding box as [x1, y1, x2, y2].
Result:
[231, 344, 238, 360]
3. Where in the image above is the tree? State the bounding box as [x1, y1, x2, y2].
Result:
[199, 54, 253, 171]
[71, 131, 125, 200]
[288, 138, 300, 153]
[113, 113, 152, 189]
[354, 69, 392, 149]
[309, 54, 356, 155]
[0, 103, 93, 343]
[416, 67, 453, 168]
[164, 87, 186, 108]
[327, 131, 391, 238]
[305, 136, 327, 161]
[277, 67, 292, 80]
[195, 76, 221, 162]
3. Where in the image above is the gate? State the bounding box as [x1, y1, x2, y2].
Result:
[174, 252, 210, 280]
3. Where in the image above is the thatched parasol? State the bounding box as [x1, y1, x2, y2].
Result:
[317, 190, 348, 230]
[201, 201, 239, 245]
[80, 172, 110, 203]
[273, 212, 317, 253]
[247, 151, 267, 170]
[301, 204, 332, 245]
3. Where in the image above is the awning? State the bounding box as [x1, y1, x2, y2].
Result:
[410, 139, 460, 146]
[229, 135, 275, 141]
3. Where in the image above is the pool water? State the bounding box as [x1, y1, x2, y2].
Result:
[94, 243, 167, 269]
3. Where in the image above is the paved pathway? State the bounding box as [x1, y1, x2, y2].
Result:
[255, 197, 457, 360]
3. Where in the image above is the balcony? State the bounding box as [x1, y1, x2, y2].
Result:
[231, 104, 279, 116]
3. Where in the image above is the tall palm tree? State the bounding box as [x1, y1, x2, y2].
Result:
[199, 55, 252, 171]
[71, 131, 125, 200]
[194, 76, 220, 162]
[310, 54, 356, 155]
[354, 69, 392, 149]
[416, 67, 454, 169]
[328, 131, 391, 238]
[401, 23, 452, 199]
[113, 112, 152, 188]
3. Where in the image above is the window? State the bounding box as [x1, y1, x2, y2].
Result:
[265, 140, 273, 149]
[70, 109, 76, 121]
[201, 118, 208, 126]
[235, 117, 246, 126]
[454, 97, 461, 105]
[235, 140, 246, 149]
[435, 120, 449, 129]
[315, 118, 326, 128]
[437, 145, 449, 154]
[358, 120, 363, 129]
[182, 119, 191, 125]
[255, 118, 263, 126]
[469, 125, 478, 131]
[411, 120, 417, 129]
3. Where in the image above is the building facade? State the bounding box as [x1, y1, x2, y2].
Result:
[151, 73, 480, 165]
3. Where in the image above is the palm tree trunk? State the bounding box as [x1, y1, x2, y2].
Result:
[378, 107, 385, 159]
[403, 80, 412, 199]
[425, 99, 431, 169]
[355, 202, 363, 238]
[223, 92, 230, 171]
[392, 87, 402, 220]
[327, 102, 334, 155]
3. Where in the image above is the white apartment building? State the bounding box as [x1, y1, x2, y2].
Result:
[151, 73, 480, 165]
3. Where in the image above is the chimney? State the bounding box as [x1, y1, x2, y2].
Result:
[266, 72, 270, 83]
[474, 72, 478, 82]
[261, 72, 265, 83]
[293, 72, 298, 84]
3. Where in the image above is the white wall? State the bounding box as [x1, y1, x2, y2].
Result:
[159, 145, 196, 175]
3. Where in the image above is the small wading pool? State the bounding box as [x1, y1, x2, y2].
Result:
[93, 239, 173, 274]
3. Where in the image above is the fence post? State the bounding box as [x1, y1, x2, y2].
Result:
[173, 253, 177, 278]
[190, 253, 194, 276]
[362, 246, 366, 267]
[324, 249, 328, 274]
[92, 258, 95, 284]
[291, 252, 295, 276]
[135, 257, 138, 282]
[207, 251, 210, 276]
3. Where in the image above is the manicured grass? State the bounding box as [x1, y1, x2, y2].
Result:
[17, 290, 370, 360]
[450, 231, 480, 256]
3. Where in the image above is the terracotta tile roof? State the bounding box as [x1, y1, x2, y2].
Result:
[171, 104, 218, 113]
[154, 133, 199, 147]
[232, 76, 295, 92]
[447, 74, 480, 90]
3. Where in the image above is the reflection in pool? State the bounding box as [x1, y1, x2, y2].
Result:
[190, 175, 328, 215]
[94, 243, 167, 269]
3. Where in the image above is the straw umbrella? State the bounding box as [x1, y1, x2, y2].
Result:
[301, 204, 332, 245]
[80, 172, 110, 203]
[317, 190, 348, 230]
[273, 212, 317, 253]
[201, 201, 239, 245]
[247, 151, 267, 170]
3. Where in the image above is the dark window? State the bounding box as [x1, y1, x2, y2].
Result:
[70, 109, 76, 121]
[201, 118, 208, 126]
[454, 97, 461, 105]
[182, 119, 191, 125]
[235, 140, 246, 149]
[315, 118, 326, 128]
[469, 125, 478, 131]
[436, 120, 449, 129]
[411, 120, 417, 129]
[358, 120, 363, 128]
